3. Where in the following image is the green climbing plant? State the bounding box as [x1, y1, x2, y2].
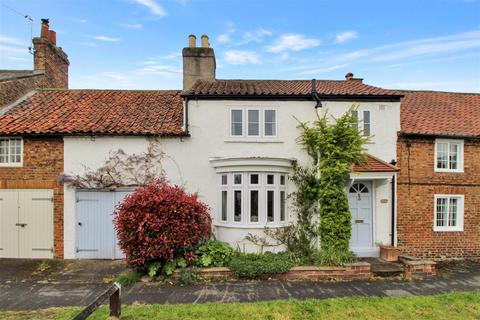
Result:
[294, 106, 369, 252]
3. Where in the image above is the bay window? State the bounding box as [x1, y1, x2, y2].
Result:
[218, 171, 287, 226]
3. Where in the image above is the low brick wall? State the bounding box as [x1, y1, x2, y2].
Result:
[400, 256, 437, 279]
[173, 262, 371, 282]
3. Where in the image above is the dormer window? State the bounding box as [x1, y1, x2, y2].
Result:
[229, 108, 277, 138]
[0, 137, 23, 166]
[435, 139, 463, 172]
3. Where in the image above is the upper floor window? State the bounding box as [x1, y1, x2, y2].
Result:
[230, 108, 277, 138]
[0, 137, 22, 166]
[434, 194, 464, 232]
[435, 139, 463, 172]
[218, 171, 287, 226]
[351, 110, 371, 136]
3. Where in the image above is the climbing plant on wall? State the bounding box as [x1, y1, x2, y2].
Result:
[295, 106, 369, 252]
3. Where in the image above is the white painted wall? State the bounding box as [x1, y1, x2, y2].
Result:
[63, 99, 400, 258]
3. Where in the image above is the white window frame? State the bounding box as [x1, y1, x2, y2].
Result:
[434, 139, 464, 173]
[230, 109, 244, 137]
[0, 137, 23, 167]
[433, 194, 464, 232]
[217, 171, 288, 227]
[228, 107, 278, 139]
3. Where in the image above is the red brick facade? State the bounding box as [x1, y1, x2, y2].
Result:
[396, 136, 480, 259]
[0, 137, 64, 258]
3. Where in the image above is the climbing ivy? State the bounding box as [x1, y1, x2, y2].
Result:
[295, 106, 368, 252]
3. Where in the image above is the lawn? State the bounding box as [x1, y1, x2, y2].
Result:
[0, 291, 479, 320]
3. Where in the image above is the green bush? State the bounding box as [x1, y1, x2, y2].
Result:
[228, 252, 295, 278]
[178, 268, 201, 285]
[116, 270, 142, 286]
[196, 240, 234, 267]
[311, 248, 356, 266]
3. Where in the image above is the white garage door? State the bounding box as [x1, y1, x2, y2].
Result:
[0, 189, 54, 259]
[76, 190, 132, 259]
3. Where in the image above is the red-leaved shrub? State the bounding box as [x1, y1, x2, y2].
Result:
[114, 179, 211, 270]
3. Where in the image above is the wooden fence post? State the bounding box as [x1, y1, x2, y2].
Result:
[110, 282, 121, 318]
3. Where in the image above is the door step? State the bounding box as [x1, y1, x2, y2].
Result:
[363, 258, 404, 277]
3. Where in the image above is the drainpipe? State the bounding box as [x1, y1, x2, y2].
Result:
[390, 159, 397, 247]
[311, 79, 322, 109]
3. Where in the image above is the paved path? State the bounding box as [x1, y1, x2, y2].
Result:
[0, 260, 479, 310]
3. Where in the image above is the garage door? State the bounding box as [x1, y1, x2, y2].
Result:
[0, 189, 54, 259]
[76, 190, 132, 259]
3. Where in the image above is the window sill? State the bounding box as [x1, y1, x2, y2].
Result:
[224, 138, 284, 143]
[214, 222, 289, 229]
[0, 163, 23, 168]
[434, 169, 464, 173]
[433, 227, 464, 232]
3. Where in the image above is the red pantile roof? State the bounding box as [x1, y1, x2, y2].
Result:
[0, 89, 184, 135]
[353, 154, 398, 172]
[184, 79, 402, 97]
[400, 91, 480, 138]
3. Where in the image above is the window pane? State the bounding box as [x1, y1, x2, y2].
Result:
[250, 174, 259, 185]
[280, 175, 286, 185]
[234, 190, 242, 222]
[436, 143, 448, 169]
[267, 174, 274, 185]
[221, 191, 228, 221]
[250, 190, 259, 222]
[267, 190, 274, 222]
[231, 110, 243, 136]
[449, 144, 458, 170]
[448, 198, 457, 226]
[221, 175, 227, 185]
[247, 110, 259, 136]
[363, 123, 371, 136]
[264, 110, 276, 136]
[351, 111, 358, 129]
[234, 174, 242, 185]
[436, 198, 447, 227]
[363, 111, 370, 123]
[280, 191, 286, 221]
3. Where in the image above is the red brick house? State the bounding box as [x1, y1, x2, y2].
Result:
[397, 91, 480, 259]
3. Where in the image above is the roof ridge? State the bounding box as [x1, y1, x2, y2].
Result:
[37, 88, 181, 93]
[398, 89, 480, 95]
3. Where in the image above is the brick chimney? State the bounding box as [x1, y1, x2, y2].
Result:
[182, 34, 216, 90]
[33, 19, 69, 89]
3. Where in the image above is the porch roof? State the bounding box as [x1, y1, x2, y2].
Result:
[352, 154, 398, 173]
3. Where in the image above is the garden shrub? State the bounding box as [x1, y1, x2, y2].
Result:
[114, 179, 212, 271]
[311, 248, 356, 266]
[228, 252, 295, 278]
[196, 240, 234, 267]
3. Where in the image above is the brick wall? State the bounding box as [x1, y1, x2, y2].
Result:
[396, 136, 480, 259]
[0, 137, 64, 258]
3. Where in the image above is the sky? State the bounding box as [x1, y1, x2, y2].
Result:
[0, 0, 479, 92]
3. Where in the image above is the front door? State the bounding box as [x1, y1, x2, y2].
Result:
[348, 182, 373, 254]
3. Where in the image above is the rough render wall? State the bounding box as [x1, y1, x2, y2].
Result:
[0, 137, 64, 258]
[396, 137, 480, 259]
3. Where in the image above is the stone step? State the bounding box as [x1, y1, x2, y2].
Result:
[362, 258, 404, 277]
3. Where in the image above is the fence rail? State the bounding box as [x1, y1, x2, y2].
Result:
[73, 282, 121, 320]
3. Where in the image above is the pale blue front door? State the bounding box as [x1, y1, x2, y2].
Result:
[348, 182, 373, 254]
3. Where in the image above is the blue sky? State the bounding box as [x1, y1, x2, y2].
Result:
[1, 0, 479, 92]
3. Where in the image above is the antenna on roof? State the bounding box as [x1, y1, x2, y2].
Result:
[1, 3, 34, 54]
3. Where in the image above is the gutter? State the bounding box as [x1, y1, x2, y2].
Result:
[180, 93, 403, 102]
[389, 159, 397, 247]
[184, 96, 190, 135]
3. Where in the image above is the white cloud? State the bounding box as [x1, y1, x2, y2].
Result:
[92, 36, 120, 42]
[138, 65, 182, 74]
[266, 34, 320, 53]
[240, 28, 273, 44]
[335, 31, 358, 43]
[72, 18, 87, 23]
[0, 44, 27, 55]
[0, 35, 28, 47]
[132, 0, 167, 17]
[217, 34, 231, 45]
[297, 64, 348, 75]
[123, 24, 143, 29]
[224, 50, 261, 65]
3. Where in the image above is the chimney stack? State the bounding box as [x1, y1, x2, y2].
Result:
[345, 72, 354, 80]
[33, 19, 69, 89]
[182, 34, 216, 90]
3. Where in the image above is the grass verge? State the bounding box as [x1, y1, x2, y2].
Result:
[0, 291, 478, 320]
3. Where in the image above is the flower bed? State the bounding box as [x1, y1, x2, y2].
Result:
[172, 262, 372, 282]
